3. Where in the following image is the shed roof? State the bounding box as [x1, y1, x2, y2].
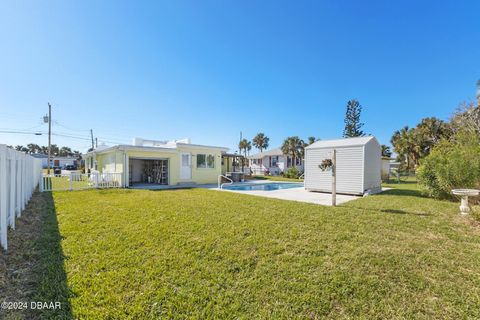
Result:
[305, 136, 377, 149]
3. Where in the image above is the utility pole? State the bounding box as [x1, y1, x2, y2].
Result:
[90, 129, 95, 150]
[332, 149, 337, 206]
[239, 131, 242, 154]
[95, 137, 98, 149]
[47, 103, 52, 175]
[239, 131, 243, 172]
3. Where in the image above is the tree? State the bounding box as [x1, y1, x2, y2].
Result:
[417, 131, 480, 199]
[15, 145, 28, 152]
[50, 144, 59, 156]
[381, 145, 392, 158]
[238, 139, 251, 167]
[450, 101, 480, 138]
[59, 146, 74, 157]
[391, 118, 451, 170]
[252, 133, 269, 152]
[391, 126, 415, 169]
[238, 139, 249, 157]
[27, 143, 41, 154]
[307, 136, 318, 145]
[414, 117, 451, 155]
[343, 99, 365, 138]
[281, 136, 305, 168]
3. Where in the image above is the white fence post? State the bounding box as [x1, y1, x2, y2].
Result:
[8, 148, 16, 230]
[0, 145, 8, 250]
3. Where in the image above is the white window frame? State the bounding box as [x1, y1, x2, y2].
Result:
[196, 153, 215, 169]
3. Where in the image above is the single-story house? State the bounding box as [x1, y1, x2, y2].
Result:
[304, 136, 381, 195]
[84, 138, 230, 187]
[31, 153, 79, 169]
[247, 148, 304, 176]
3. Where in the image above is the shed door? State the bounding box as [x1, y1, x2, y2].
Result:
[180, 153, 191, 180]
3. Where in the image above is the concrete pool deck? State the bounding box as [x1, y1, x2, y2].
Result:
[220, 185, 360, 205]
[131, 180, 387, 206]
[212, 180, 385, 206]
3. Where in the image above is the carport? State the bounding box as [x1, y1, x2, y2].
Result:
[128, 158, 169, 186]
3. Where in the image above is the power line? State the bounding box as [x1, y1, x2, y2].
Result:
[53, 121, 91, 133]
[0, 129, 45, 135]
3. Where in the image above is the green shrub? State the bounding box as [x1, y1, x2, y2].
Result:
[283, 167, 301, 179]
[417, 132, 480, 199]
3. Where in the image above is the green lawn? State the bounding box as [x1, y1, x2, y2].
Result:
[8, 182, 480, 319]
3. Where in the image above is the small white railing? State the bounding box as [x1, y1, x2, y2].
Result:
[218, 175, 233, 189]
[299, 173, 305, 180]
[250, 167, 267, 175]
[41, 172, 122, 192]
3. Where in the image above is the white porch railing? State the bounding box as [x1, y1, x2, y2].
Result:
[41, 172, 122, 192]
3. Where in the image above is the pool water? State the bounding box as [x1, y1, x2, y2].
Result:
[223, 182, 304, 191]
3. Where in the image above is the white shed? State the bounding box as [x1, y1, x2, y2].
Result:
[304, 136, 381, 195]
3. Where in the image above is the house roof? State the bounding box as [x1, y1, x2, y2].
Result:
[305, 136, 378, 149]
[30, 154, 78, 160]
[85, 142, 229, 156]
[247, 148, 283, 159]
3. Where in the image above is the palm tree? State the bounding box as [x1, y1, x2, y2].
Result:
[252, 133, 269, 152]
[281, 136, 305, 168]
[238, 139, 252, 168]
[391, 126, 422, 169]
[307, 136, 317, 145]
[238, 139, 248, 157]
[246, 141, 252, 156]
[381, 145, 392, 157]
[27, 143, 41, 154]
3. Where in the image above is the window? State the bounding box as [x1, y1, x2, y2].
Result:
[271, 156, 278, 167]
[182, 154, 190, 166]
[207, 154, 215, 168]
[197, 154, 215, 168]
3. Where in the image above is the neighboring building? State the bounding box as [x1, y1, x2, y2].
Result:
[84, 138, 229, 187]
[31, 153, 79, 169]
[247, 148, 304, 176]
[304, 136, 381, 195]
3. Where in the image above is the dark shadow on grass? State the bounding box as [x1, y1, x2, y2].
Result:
[0, 191, 73, 319]
[147, 187, 194, 192]
[384, 179, 418, 185]
[343, 205, 430, 216]
[380, 208, 430, 216]
[378, 188, 426, 198]
[32, 192, 73, 319]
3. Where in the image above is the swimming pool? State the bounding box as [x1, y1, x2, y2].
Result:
[222, 182, 304, 191]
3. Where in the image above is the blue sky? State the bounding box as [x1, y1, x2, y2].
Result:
[1, 0, 479, 153]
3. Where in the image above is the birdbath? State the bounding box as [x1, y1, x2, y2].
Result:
[451, 189, 480, 215]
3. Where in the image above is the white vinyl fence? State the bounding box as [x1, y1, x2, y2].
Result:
[0, 145, 42, 250]
[40, 171, 122, 192]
